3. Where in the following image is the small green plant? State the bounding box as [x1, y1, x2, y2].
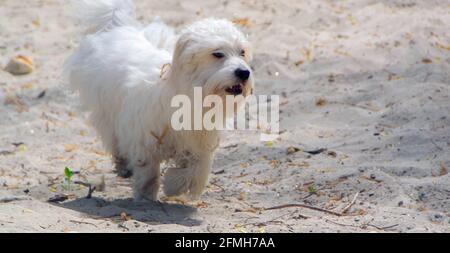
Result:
[64, 166, 74, 191]
[307, 184, 317, 194]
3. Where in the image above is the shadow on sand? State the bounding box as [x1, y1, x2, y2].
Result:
[56, 197, 201, 227]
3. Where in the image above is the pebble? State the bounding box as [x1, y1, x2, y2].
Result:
[4, 55, 33, 75]
[286, 146, 300, 155]
[429, 213, 445, 223]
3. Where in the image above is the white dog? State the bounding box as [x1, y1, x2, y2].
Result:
[65, 0, 254, 201]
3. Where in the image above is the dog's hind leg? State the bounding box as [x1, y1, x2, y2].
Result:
[111, 138, 133, 178]
[132, 160, 161, 201]
[113, 155, 133, 178]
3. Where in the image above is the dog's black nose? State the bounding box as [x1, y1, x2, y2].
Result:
[234, 68, 250, 82]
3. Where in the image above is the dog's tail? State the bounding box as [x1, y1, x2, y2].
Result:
[73, 0, 139, 34]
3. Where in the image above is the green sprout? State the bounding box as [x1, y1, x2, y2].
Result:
[64, 167, 74, 191]
[307, 184, 317, 194]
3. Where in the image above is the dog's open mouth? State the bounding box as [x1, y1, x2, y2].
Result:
[225, 84, 243, 95]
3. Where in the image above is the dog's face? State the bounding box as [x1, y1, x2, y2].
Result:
[171, 19, 254, 106]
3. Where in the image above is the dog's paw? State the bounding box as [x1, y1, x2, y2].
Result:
[163, 168, 190, 197]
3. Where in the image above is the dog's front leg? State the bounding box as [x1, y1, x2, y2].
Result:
[188, 153, 213, 199]
[132, 160, 161, 201]
[163, 152, 212, 199]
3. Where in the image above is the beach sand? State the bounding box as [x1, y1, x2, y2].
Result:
[0, 0, 449, 232]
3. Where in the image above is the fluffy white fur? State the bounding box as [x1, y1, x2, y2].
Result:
[65, 0, 254, 201]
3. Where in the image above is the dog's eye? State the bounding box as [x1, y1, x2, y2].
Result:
[240, 50, 246, 57]
[212, 52, 225, 59]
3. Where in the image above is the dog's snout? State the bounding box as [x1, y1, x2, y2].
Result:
[234, 68, 250, 82]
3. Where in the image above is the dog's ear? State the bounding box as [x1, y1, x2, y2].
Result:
[172, 33, 193, 69]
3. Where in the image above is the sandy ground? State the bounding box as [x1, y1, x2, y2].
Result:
[0, 0, 449, 233]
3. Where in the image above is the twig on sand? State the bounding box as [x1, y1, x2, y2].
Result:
[341, 192, 359, 214]
[264, 203, 343, 216]
[325, 218, 399, 231]
[0, 150, 14, 155]
[431, 139, 443, 151]
[212, 169, 225, 175]
[74, 181, 96, 199]
[423, 72, 432, 82]
[69, 219, 98, 227]
[242, 211, 293, 227]
[293, 213, 309, 219]
[242, 216, 259, 223]
[48, 194, 69, 203]
[36, 90, 46, 99]
[118, 222, 129, 231]
[304, 148, 327, 155]
[367, 223, 399, 231]
[325, 219, 359, 228]
[0, 196, 29, 203]
[222, 144, 238, 149]
[209, 180, 225, 191]
[263, 191, 361, 217]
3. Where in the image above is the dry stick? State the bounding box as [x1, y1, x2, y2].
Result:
[300, 193, 314, 200]
[326, 217, 398, 231]
[431, 139, 443, 151]
[294, 213, 310, 219]
[263, 191, 361, 217]
[209, 181, 225, 191]
[242, 211, 293, 227]
[243, 216, 259, 224]
[264, 203, 342, 216]
[118, 222, 129, 231]
[91, 214, 118, 220]
[73, 181, 96, 198]
[324, 218, 359, 228]
[341, 192, 359, 214]
[0, 196, 29, 203]
[367, 223, 399, 230]
[69, 219, 98, 227]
